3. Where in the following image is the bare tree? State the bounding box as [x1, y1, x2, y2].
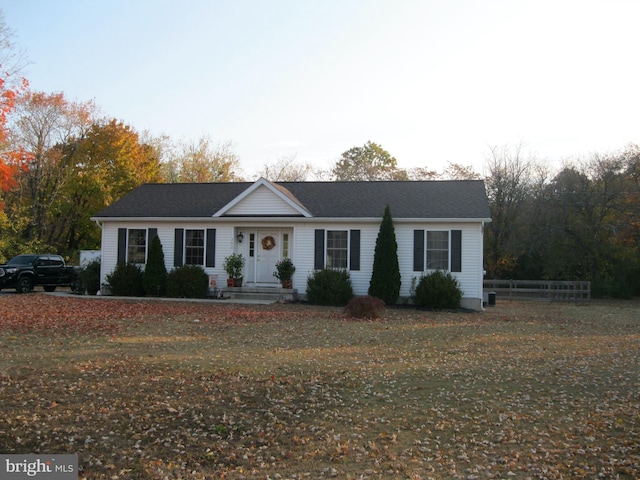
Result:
[407, 166, 439, 180]
[258, 154, 312, 182]
[9, 91, 97, 242]
[440, 162, 482, 180]
[484, 143, 535, 277]
[0, 11, 28, 83]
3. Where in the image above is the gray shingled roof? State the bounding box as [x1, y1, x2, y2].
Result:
[92, 180, 491, 220]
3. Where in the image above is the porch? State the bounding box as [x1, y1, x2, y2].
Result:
[221, 285, 298, 303]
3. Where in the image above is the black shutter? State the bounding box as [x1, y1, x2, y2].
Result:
[117, 228, 127, 264]
[451, 230, 462, 272]
[148, 228, 158, 243]
[413, 230, 424, 271]
[349, 230, 360, 271]
[206, 229, 216, 267]
[314, 229, 325, 270]
[174, 229, 184, 267]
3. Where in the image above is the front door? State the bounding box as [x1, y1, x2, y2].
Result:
[256, 230, 281, 284]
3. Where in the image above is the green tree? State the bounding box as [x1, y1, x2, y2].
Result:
[538, 156, 628, 282]
[330, 141, 408, 181]
[368, 204, 401, 305]
[143, 235, 167, 296]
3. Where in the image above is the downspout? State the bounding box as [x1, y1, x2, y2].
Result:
[481, 221, 486, 310]
[93, 220, 104, 293]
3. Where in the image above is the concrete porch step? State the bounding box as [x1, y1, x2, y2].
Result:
[221, 286, 298, 303]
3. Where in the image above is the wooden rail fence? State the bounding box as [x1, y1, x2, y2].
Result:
[483, 279, 591, 304]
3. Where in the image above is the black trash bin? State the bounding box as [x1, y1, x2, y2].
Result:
[487, 291, 496, 307]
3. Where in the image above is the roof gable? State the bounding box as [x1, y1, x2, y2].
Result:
[214, 178, 311, 217]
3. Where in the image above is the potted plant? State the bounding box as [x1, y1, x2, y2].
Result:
[224, 253, 245, 287]
[273, 258, 296, 288]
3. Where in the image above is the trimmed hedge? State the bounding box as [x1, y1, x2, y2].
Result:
[166, 264, 209, 298]
[106, 263, 145, 297]
[415, 270, 462, 309]
[306, 269, 354, 306]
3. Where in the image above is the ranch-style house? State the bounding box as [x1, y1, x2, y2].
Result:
[91, 178, 492, 310]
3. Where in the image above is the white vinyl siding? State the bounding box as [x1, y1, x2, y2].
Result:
[226, 185, 301, 216]
[99, 220, 485, 307]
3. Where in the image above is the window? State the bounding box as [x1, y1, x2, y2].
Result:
[326, 230, 348, 269]
[174, 228, 216, 268]
[185, 229, 205, 265]
[282, 233, 289, 258]
[128, 229, 147, 264]
[427, 231, 449, 270]
[249, 233, 255, 257]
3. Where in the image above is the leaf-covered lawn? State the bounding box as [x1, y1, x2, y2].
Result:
[0, 293, 639, 479]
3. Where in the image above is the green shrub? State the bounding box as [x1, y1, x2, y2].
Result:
[344, 295, 386, 319]
[166, 264, 209, 298]
[415, 270, 462, 309]
[306, 269, 354, 306]
[78, 258, 101, 295]
[143, 235, 168, 296]
[106, 263, 145, 297]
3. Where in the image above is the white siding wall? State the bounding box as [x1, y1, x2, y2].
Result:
[290, 222, 379, 297]
[100, 221, 237, 286]
[290, 221, 484, 305]
[226, 186, 300, 216]
[396, 222, 484, 300]
[100, 219, 485, 308]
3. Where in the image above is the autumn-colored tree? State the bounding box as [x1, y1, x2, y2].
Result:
[0, 74, 27, 195]
[161, 136, 242, 183]
[6, 91, 96, 244]
[0, 13, 29, 258]
[51, 119, 162, 252]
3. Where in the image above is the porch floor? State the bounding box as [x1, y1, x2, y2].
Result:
[220, 286, 298, 303]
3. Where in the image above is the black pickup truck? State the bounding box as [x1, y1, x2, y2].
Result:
[0, 254, 78, 293]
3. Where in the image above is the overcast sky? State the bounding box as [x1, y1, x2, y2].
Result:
[3, 0, 640, 178]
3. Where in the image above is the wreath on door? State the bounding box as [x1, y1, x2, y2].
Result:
[261, 235, 276, 250]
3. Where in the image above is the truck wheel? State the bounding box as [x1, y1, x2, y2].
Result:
[44, 286, 57, 292]
[17, 277, 33, 294]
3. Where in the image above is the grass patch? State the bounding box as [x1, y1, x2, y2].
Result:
[0, 294, 639, 479]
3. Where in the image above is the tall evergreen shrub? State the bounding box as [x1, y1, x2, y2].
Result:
[368, 204, 401, 305]
[143, 235, 168, 296]
[78, 258, 101, 295]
